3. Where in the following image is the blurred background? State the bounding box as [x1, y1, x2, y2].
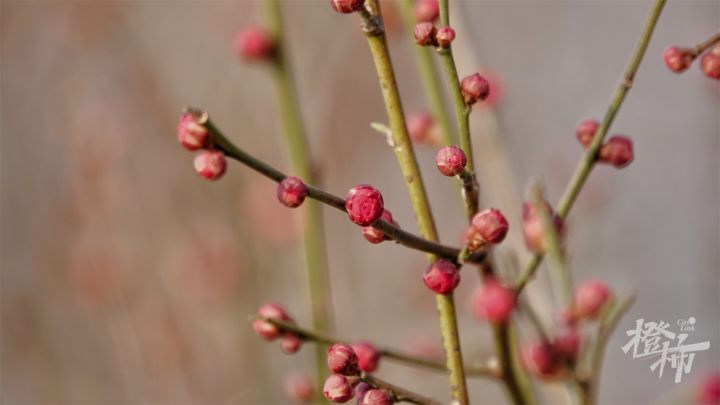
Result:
[1, 1, 718, 404]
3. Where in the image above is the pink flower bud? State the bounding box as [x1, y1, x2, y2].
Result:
[177, 113, 209, 151]
[281, 333, 303, 354]
[469, 208, 509, 245]
[471, 280, 516, 324]
[460, 73, 490, 105]
[435, 26, 455, 48]
[345, 185, 384, 226]
[194, 150, 227, 181]
[697, 372, 720, 405]
[413, 22, 437, 46]
[599, 135, 634, 168]
[700, 46, 720, 80]
[423, 259, 460, 294]
[350, 341, 380, 372]
[522, 342, 563, 379]
[283, 373, 314, 403]
[259, 303, 290, 321]
[522, 201, 564, 254]
[576, 119, 600, 149]
[330, 0, 365, 13]
[323, 374, 355, 403]
[407, 111, 435, 144]
[327, 344, 360, 375]
[663, 46, 694, 73]
[361, 210, 396, 244]
[252, 318, 281, 341]
[414, 0, 439, 22]
[277, 176, 309, 208]
[553, 328, 581, 361]
[233, 27, 275, 61]
[574, 280, 611, 319]
[435, 145, 467, 176]
[355, 382, 372, 404]
[359, 389, 392, 405]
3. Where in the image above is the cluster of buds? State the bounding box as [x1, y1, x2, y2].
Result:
[521, 200, 564, 255]
[464, 208, 509, 251]
[414, 0, 439, 22]
[471, 278, 517, 324]
[663, 44, 720, 80]
[323, 344, 391, 404]
[413, 22, 456, 49]
[521, 328, 581, 380]
[177, 111, 228, 181]
[251, 303, 303, 354]
[233, 27, 276, 62]
[575, 119, 634, 168]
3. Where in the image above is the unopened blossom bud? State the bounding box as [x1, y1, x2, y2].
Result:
[599, 135, 634, 168]
[553, 328, 581, 361]
[460, 73, 490, 105]
[345, 185, 384, 226]
[361, 210, 396, 244]
[281, 334, 303, 354]
[471, 280, 516, 324]
[259, 303, 290, 321]
[435, 145, 467, 176]
[324, 374, 355, 403]
[252, 318, 281, 341]
[330, 0, 365, 14]
[423, 259, 460, 294]
[522, 342, 563, 379]
[413, 22, 437, 46]
[576, 119, 600, 148]
[574, 280, 611, 319]
[360, 389, 392, 405]
[253, 303, 290, 341]
[663, 46, 694, 73]
[194, 150, 227, 181]
[700, 46, 720, 80]
[233, 27, 276, 61]
[277, 176, 309, 208]
[435, 26, 455, 48]
[177, 113, 209, 151]
[407, 111, 435, 144]
[351, 341, 380, 372]
[414, 0, 439, 22]
[522, 201, 564, 254]
[327, 344, 359, 375]
[283, 373, 314, 403]
[469, 208, 509, 245]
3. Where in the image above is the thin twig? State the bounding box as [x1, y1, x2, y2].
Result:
[690, 32, 720, 58]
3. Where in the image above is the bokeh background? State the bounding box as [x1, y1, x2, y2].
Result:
[1, 1, 718, 404]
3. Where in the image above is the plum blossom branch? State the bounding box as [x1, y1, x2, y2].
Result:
[690, 32, 720, 58]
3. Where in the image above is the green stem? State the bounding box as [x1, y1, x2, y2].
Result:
[493, 323, 534, 405]
[514, 0, 667, 292]
[359, 2, 469, 403]
[264, 0, 333, 395]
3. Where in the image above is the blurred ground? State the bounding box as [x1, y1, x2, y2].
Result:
[1, 1, 718, 404]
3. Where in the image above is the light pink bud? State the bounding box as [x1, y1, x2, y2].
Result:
[327, 344, 359, 375]
[574, 280, 611, 319]
[283, 373, 314, 403]
[471, 280, 516, 324]
[414, 0, 439, 22]
[469, 208, 509, 245]
[435, 26, 455, 48]
[177, 113, 209, 151]
[359, 389, 392, 405]
[350, 341, 380, 372]
[663, 46, 693, 73]
[233, 27, 275, 61]
[701, 46, 720, 80]
[194, 150, 227, 181]
[323, 374, 355, 403]
[281, 334, 303, 354]
[576, 119, 600, 148]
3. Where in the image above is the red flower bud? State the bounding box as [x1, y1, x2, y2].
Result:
[351, 341, 380, 372]
[435, 26, 455, 48]
[327, 344, 360, 375]
[361, 210, 396, 244]
[471, 280, 516, 324]
[281, 333, 303, 354]
[252, 318, 281, 341]
[700, 46, 720, 80]
[522, 201, 564, 254]
[414, 0, 439, 22]
[574, 280, 611, 319]
[469, 208, 509, 245]
[663, 46, 694, 73]
[359, 389, 392, 405]
[522, 342, 563, 379]
[277, 176, 309, 208]
[553, 327, 581, 361]
[283, 373, 314, 403]
[460, 73, 490, 105]
[407, 111, 435, 144]
[330, 0, 365, 14]
[345, 185, 384, 226]
[435, 145, 467, 176]
[194, 150, 227, 181]
[233, 27, 275, 61]
[323, 374, 355, 403]
[599, 135, 634, 168]
[423, 259, 460, 294]
[177, 113, 209, 151]
[413, 22, 437, 46]
[576, 119, 600, 149]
